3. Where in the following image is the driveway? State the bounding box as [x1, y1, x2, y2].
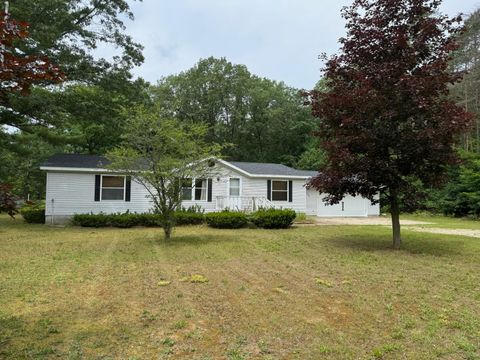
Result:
[303, 217, 480, 239]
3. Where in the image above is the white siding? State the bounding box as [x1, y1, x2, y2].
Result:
[45, 172, 153, 216]
[45, 164, 310, 217]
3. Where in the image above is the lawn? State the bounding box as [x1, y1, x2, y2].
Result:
[0, 215, 479, 359]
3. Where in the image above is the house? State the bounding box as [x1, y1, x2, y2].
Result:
[40, 154, 380, 224]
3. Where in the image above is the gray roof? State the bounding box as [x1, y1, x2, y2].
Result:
[229, 161, 317, 177]
[41, 154, 110, 169]
[41, 154, 318, 177]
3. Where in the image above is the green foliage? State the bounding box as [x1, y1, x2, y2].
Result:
[433, 153, 480, 217]
[251, 208, 296, 229]
[20, 202, 45, 224]
[107, 113, 222, 239]
[174, 212, 205, 226]
[153, 57, 316, 166]
[72, 211, 206, 228]
[205, 211, 248, 229]
[72, 213, 111, 228]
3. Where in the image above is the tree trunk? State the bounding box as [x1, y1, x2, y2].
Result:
[390, 190, 402, 249]
[163, 223, 172, 240]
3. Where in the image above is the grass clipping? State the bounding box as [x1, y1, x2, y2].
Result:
[179, 274, 209, 283]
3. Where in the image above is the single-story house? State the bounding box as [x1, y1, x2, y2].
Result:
[40, 154, 380, 224]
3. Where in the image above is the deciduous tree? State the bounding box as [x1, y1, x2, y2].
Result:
[107, 106, 222, 240]
[305, 0, 472, 249]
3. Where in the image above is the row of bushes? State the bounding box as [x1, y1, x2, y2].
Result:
[72, 211, 205, 228]
[73, 208, 297, 229]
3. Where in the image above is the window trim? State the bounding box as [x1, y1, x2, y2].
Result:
[271, 180, 289, 202]
[228, 177, 241, 197]
[100, 175, 126, 201]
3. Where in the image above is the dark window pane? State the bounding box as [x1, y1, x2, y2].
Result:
[272, 191, 288, 201]
[195, 179, 206, 188]
[102, 176, 124, 188]
[195, 187, 207, 200]
[101, 188, 124, 200]
[182, 188, 192, 200]
[272, 181, 287, 191]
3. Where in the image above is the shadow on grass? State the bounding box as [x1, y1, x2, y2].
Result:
[325, 232, 467, 257]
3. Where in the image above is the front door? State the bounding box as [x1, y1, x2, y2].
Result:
[228, 178, 242, 210]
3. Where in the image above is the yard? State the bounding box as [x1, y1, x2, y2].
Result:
[0, 215, 479, 359]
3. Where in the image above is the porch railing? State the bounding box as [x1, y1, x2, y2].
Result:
[215, 196, 275, 212]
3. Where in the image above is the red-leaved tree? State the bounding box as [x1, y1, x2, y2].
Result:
[305, 0, 472, 249]
[0, 11, 63, 109]
[0, 184, 17, 218]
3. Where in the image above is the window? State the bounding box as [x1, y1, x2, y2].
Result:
[229, 178, 240, 196]
[181, 179, 193, 200]
[194, 179, 208, 201]
[271, 180, 288, 201]
[101, 176, 125, 200]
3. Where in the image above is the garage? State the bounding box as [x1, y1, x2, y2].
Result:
[306, 189, 378, 217]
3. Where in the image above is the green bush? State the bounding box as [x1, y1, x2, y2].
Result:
[72, 213, 111, 227]
[20, 202, 45, 224]
[251, 208, 296, 229]
[72, 211, 205, 228]
[174, 211, 205, 225]
[205, 211, 248, 229]
[109, 213, 142, 228]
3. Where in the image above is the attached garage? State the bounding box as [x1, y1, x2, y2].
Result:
[306, 189, 379, 217]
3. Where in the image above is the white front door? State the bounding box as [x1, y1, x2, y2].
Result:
[228, 178, 242, 210]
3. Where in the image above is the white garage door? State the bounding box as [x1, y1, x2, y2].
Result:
[317, 195, 368, 217]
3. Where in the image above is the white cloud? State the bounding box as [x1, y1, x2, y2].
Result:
[119, 0, 480, 89]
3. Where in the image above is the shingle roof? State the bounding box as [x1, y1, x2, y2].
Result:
[41, 154, 318, 178]
[229, 161, 317, 177]
[41, 154, 110, 169]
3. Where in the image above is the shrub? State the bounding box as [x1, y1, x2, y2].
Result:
[72, 211, 205, 228]
[72, 213, 111, 227]
[205, 211, 248, 229]
[174, 211, 205, 225]
[251, 208, 296, 229]
[109, 213, 141, 228]
[137, 213, 161, 227]
[20, 202, 45, 224]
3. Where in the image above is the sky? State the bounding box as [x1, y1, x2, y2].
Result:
[119, 0, 480, 89]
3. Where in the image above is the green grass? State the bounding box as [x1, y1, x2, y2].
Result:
[0, 215, 479, 359]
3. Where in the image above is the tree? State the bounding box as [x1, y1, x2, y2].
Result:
[0, 9, 63, 112]
[153, 57, 316, 166]
[305, 0, 472, 249]
[1, 0, 145, 150]
[0, 184, 17, 218]
[107, 107, 222, 240]
[450, 10, 480, 153]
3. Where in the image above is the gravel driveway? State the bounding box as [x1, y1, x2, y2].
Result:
[304, 217, 480, 238]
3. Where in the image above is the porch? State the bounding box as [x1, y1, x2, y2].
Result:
[216, 196, 275, 212]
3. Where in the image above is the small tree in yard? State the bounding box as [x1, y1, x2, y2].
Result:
[107, 107, 222, 240]
[0, 184, 17, 218]
[305, 0, 472, 249]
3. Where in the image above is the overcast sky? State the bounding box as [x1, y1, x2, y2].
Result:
[121, 0, 480, 89]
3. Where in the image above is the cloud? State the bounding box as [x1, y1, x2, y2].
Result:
[121, 0, 480, 89]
